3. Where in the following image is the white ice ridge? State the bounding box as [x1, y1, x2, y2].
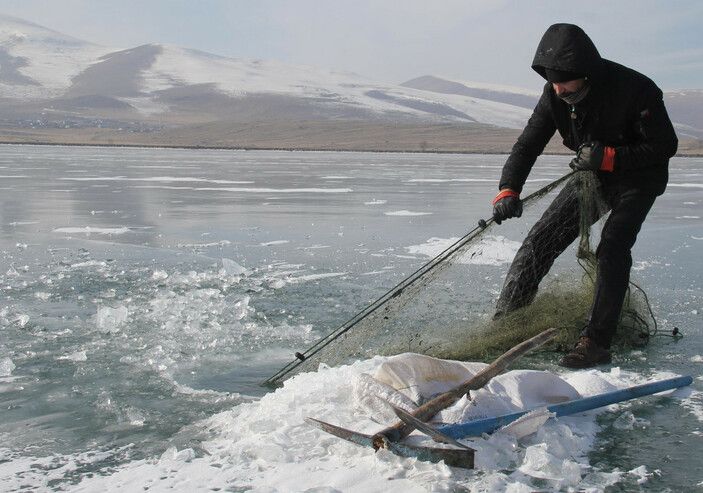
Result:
[406, 177, 556, 183]
[667, 183, 703, 188]
[60, 176, 255, 184]
[405, 235, 521, 266]
[384, 210, 433, 216]
[259, 240, 290, 246]
[53, 226, 134, 235]
[196, 187, 353, 193]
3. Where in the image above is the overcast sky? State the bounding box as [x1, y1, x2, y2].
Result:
[2, 0, 701, 90]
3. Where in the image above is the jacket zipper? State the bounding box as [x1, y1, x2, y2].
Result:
[570, 104, 582, 146]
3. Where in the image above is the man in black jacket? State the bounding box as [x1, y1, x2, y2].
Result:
[492, 23, 678, 368]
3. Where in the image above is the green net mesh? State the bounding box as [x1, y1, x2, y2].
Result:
[264, 171, 655, 385]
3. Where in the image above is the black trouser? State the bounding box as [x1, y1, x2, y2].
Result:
[495, 174, 657, 348]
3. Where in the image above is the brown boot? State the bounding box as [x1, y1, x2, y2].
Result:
[559, 336, 612, 369]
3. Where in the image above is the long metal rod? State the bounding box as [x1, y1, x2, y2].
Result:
[437, 375, 693, 439]
[262, 172, 576, 386]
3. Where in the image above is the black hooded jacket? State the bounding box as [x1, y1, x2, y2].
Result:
[499, 24, 678, 196]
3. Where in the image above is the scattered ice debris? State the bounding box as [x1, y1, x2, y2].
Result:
[690, 355, 703, 363]
[160, 446, 196, 463]
[628, 465, 657, 485]
[364, 199, 387, 205]
[517, 442, 583, 487]
[405, 235, 521, 266]
[0, 358, 16, 377]
[57, 350, 88, 362]
[352, 373, 418, 424]
[95, 306, 129, 333]
[125, 407, 147, 427]
[633, 260, 661, 271]
[268, 279, 287, 289]
[286, 272, 348, 284]
[613, 411, 650, 430]
[495, 407, 555, 439]
[232, 297, 251, 320]
[13, 314, 29, 328]
[151, 269, 169, 281]
[0, 447, 126, 491]
[34, 292, 51, 301]
[221, 258, 247, 276]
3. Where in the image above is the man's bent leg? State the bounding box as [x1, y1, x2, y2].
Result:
[583, 188, 657, 348]
[495, 177, 584, 316]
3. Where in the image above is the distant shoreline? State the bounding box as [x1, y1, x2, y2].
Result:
[1, 140, 701, 158]
[0, 139, 524, 155]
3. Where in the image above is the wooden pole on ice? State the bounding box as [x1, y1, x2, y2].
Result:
[372, 327, 558, 449]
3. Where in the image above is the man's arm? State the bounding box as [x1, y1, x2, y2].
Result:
[612, 87, 678, 170]
[499, 89, 557, 193]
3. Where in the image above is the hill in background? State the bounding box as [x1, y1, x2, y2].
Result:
[0, 14, 700, 154]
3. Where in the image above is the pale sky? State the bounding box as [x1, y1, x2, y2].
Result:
[1, 0, 701, 90]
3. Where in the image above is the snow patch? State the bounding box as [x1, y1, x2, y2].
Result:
[406, 235, 521, 266]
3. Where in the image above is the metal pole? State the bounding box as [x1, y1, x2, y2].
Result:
[437, 375, 693, 439]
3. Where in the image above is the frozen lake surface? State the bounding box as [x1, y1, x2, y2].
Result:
[0, 145, 701, 491]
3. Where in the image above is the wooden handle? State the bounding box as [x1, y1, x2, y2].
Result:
[372, 327, 558, 448]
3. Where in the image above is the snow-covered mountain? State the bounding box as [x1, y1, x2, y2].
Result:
[402, 75, 540, 110]
[403, 75, 703, 140]
[0, 14, 700, 151]
[0, 14, 111, 99]
[0, 14, 532, 130]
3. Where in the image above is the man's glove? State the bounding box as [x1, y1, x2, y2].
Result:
[569, 142, 616, 172]
[492, 189, 522, 225]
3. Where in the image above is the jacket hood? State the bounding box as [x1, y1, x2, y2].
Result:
[532, 24, 604, 82]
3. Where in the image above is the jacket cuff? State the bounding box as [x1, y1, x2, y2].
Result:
[492, 188, 519, 205]
[600, 146, 616, 172]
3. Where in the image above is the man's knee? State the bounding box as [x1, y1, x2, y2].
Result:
[596, 232, 633, 273]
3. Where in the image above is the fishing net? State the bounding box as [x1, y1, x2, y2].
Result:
[264, 171, 656, 385]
